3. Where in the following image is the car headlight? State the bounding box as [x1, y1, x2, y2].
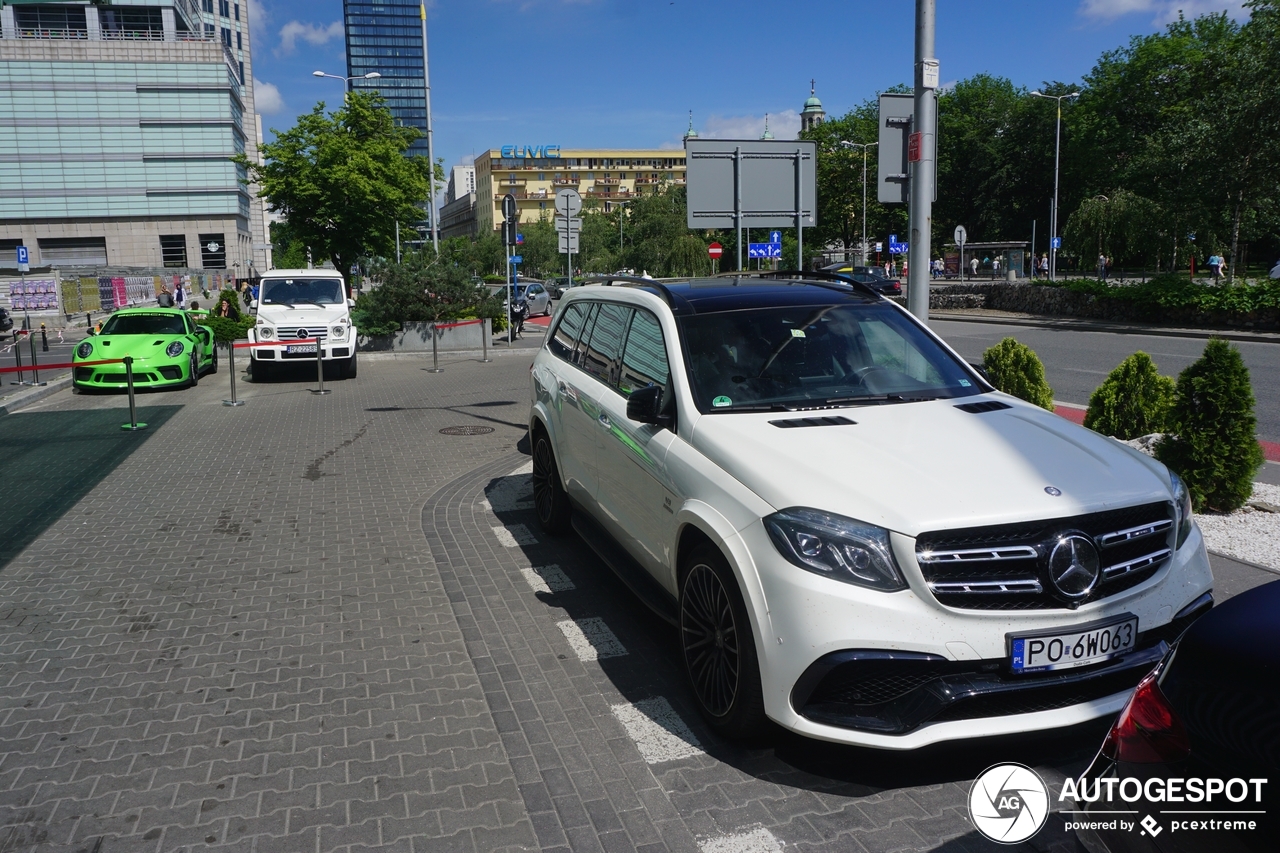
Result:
[1171, 471, 1193, 549]
[259, 326, 274, 339]
[166, 341, 184, 357]
[765, 508, 906, 591]
[331, 325, 345, 338]
[77, 341, 93, 358]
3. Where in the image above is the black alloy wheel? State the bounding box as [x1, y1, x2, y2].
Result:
[531, 433, 572, 534]
[680, 543, 768, 738]
[207, 343, 219, 374]
[188, 353, 200, 387]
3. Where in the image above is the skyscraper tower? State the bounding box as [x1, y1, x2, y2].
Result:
[343, 0, 429, 158]
[800, 80, 826, 132]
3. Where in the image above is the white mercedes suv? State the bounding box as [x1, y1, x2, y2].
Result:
[527, 273, 1213, 749]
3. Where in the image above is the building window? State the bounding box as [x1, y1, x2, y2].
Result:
[205, 23, 214, 37]
[199, 234, 226, 269]
[238, 61, 245, 83]
[538, 173, 544, 181]
[219, 0, 230, 18]
[38, 237, 107, 266]
[160, 235, 187, 269]
[221, 27, 231, 47]
[203, 0, 213, 12]
[236, 31, 241, 49]
[234, 3, 240, 21]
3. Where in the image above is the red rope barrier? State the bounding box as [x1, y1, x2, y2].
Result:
[232, 338, 318, 349]
[0, 358, 121, 375]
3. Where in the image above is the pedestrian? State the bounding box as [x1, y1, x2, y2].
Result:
[216, 298, 235, 318]
[1097, 254, 1107, 281]
[174, 280, 186, 310]
[189, 301, 200, 312]
[157, 284, 175, 307]
[1039, 254, 1049, 279]
[1208, 252, 1222, 281]
[970, 256, 979, 278]
[993, 256, 1002, 277]
[885, 260, 892, 278]
[1105, 256, 1113, 281]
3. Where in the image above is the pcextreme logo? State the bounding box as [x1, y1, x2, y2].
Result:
[968, 763, 1051, 843]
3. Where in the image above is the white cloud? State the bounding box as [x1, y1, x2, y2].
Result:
[247, 0, 268, 35]
[699, 109, 802, 141]
[276, 20, 344, 55]
[253, 78, 284, 114]
[1079, 0, 1248, 25]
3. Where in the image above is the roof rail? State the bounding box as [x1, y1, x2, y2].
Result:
[747, 269, 882, 299]
[576, 273, 674, 306]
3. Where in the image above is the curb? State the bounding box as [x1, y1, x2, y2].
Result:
[929, 311, 1280, 345]
[1207, 549, 1280, 577]
[0, 373, 72, 416]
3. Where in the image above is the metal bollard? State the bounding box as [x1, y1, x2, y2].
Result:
[120, 356, 148, 431]
[86, 313, 91, 328]
[10, 331, 24, 385]
[480, 317, 491, 363]
[310, 338, 331, 395]
[27, 329, 45, 386]
[223, 343, 244, 406]
[40, 324, 48, 352]
[427, 322, 443, 373]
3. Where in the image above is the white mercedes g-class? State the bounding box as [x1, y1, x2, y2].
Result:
[247, 269, 358, 380]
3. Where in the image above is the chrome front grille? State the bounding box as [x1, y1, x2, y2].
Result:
[916, 502, 1174, 610]
[274, 326, 328, 342]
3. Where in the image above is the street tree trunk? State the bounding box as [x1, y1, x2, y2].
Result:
[1228, 188, 1244, 284]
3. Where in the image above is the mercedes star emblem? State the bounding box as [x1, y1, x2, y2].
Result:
[1044, 486, 1062, 496]
[1047, 534, 1101, 599]
[297, 329, 309, 339]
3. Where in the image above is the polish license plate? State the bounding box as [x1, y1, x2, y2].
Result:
[1009, 615, 1138, 674]
[286, 344, 317, 354]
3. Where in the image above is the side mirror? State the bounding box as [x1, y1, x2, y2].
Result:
[626, 385, 665, 426]
[969, 363, 993, 385]
[347, 298, 356, 307]
[86, 328, 96, 336]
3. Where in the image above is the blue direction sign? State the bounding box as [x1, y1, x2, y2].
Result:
[1050, 237, 1062, 249]
[509, 254, 523, 264]
[15, 246, 29, 270]
[515, 234, 524, 245]
[769, 231, 782, 244]
[748, 242, 782, 259]
[888, 237, 909, 254]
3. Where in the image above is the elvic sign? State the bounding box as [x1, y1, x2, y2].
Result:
[500, 145, 561, 159]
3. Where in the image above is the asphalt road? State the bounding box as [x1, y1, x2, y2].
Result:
[931, 318, 1280, 443]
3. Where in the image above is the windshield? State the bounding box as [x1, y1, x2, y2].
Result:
[100, 313, 187, 336]
[260, 278, 345, 306]
[680, 301, 982, 412]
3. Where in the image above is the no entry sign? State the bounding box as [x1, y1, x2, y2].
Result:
[707, 242, 723, 259]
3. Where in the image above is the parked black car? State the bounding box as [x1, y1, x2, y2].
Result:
[822, 264, 902, 296]
[1075, 580, 1277, 853]
[0, 308, 11, 333]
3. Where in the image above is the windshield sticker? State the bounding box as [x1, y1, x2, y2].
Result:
[790, 328, 806, 338]
[712, 395, 732, 407]
[959, 379, 972, 387]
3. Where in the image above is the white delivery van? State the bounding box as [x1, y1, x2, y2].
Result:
[246, 268, 358, 380]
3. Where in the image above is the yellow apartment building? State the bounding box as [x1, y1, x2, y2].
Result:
[474, 147, 687, 232]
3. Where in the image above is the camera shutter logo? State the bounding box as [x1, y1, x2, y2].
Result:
[968, 763, 1050, 843]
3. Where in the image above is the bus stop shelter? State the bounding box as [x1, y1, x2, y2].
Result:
[940, 240, 1030, 280]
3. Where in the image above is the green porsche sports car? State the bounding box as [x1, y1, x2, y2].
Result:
[73, 307, 217, 390]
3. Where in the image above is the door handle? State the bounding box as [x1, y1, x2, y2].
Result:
[598, 414, 611, 428]
[558, 381, 566, 393]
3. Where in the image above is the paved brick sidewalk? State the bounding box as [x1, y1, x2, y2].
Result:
[4, 348, 1245, 853]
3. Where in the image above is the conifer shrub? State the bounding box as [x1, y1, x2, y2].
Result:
[981, 337, 1055, 410]
[1083, 352, 1175, 439]
[194, 289, 254, 342]
[1155, 339, 1263, 512]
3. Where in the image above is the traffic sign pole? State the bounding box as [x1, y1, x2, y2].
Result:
[907, 0, 937, 323]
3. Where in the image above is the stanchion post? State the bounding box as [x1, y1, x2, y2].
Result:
[427, 322, 443, 373]
[310, 338, 331, 395]
[223, 342, 244, 406]
[27, 328, 45, 386]
[120, 356, 148, 431]
[40, 324, 48, 352]
[11, 331, 25, 385]
[481, 317, 491, 363]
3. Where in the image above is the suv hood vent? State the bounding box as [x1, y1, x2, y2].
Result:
[954, 400, 1012, 414]
[769, 415, 857, 429]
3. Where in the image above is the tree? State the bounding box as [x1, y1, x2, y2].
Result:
[354, 249, 503, 336]
[235, 92, 431, 278]
[1083, 352, 1175, 438]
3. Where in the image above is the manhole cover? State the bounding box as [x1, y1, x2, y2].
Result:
[439, 425, 495, 436]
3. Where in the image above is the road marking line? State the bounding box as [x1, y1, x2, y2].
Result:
[699, 827, 783, 853]
[492, 523, 537, 548]
[484, 471, 534, 512]
[557, 617, 627, 661]
[520, 564, 575, 593]
[610, 697, 703, 764]
[510, 461, 533, 476]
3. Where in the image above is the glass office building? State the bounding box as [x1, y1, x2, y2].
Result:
[343, 0, 428, 158]
[0, 0, 266, 273]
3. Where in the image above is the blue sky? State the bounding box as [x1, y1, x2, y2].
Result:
[248, 0, 1247, 177]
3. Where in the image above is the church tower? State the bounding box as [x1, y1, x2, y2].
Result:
[800, 80, 826, 132]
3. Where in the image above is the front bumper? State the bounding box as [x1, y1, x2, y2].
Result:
[248, 336, 352, 362]
[738, 518, 1214, 749]
[73, 358, 188, 387]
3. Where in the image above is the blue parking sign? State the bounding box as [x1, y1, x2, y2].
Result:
[15, 246, 28, 266]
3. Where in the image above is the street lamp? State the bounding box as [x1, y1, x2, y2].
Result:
[312, 70, 381, 93]
[1030, 90, 1080, 281]
[839, 140, 878, 265]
